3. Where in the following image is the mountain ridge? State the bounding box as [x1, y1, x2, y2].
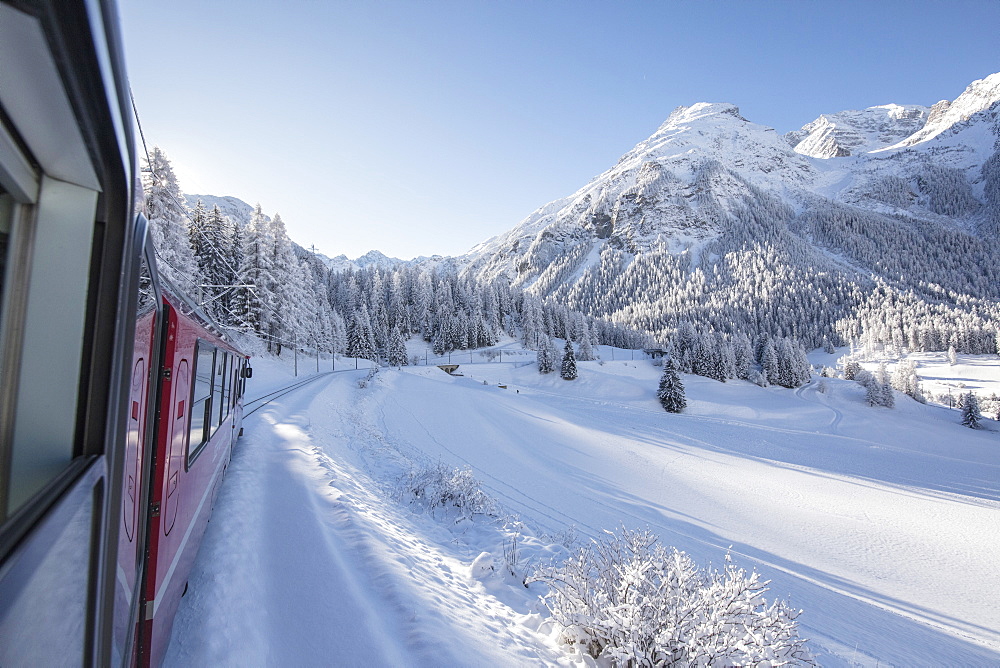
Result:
[457, 71, 1000, 349]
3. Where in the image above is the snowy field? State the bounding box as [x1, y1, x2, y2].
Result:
[164, 344, 1000, 666]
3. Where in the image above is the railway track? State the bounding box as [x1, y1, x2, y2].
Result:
[244, 372, 336, 416]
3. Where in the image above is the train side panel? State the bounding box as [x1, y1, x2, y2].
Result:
[140, 297, 242, 666]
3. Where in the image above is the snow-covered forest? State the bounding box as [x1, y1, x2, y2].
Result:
[154, 154, 863, 401]
[144, 148, 818, 389]
[144, 148, 641, 354]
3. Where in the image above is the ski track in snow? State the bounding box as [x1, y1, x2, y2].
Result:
[165, 357, 1000, 667]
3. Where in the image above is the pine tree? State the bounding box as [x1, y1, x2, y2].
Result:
[231, 203, 270, 334]
[560, 341, 578, 380]
[347, 308, 377, 362]
[961, 392, 983, 429]
[387, 328, 408, 367]
[577, 328, 596, 361]
[195, 205, 235, 321]
[537, 339, 554, 374]
[657, 358, 686, 413]
[865, 377, 882, 407]
[141, 147, 198, 287]
[761, 340, 779, 386]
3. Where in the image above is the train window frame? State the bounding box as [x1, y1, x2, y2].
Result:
[0, 124, 99, 522]
[213, 350, 227, 431]
[186, 340, 216, 467]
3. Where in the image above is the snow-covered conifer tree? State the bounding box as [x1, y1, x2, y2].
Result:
[347, 308, 377, 362]
[577, 328, 596, 361]
[231, 203, 271, 334]
[141, 147, 198, 287]
[761, 340, 779, 386]
[961, 392, 983, 429]
[387, 328, 408, 367]
[560, 341, 578, 380]
[537, 339, 554, 374]
[657, 358, 686, 413]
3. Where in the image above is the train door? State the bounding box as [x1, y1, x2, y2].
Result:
[112, 236, 163, 666]
[163, 355, 189, 536]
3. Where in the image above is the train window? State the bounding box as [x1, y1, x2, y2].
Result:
[0, 173, 98, 518]
[228, 357, 235, 411]
[0, 188, 12, 327]
[137, 249, 156, 318]
[188, 342, 215, 464]
[213, 351, 227, 430]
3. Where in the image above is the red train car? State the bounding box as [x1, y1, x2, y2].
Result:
[115, 277, 250, 666]
[136, 289, 249, 665]
[0, 1, 250, 665]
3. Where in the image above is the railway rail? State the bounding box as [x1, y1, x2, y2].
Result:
[244, 372, 336, 417]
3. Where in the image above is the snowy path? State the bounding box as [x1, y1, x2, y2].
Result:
[166, 358, 1000, 666]
[164, 369, 568, 667]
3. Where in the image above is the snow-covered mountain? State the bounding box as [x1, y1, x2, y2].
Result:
[461, 72, 1000, 348]
[184, 193, 260, 228]
[786, 104, 928, 158]
[182, 194, 459, 274]
[320, 249, 460, 274]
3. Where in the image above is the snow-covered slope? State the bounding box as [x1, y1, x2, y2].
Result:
[465, 102, 818, 286]
[166, 349, 1000, 666]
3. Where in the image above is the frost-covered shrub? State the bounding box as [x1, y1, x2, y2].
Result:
[395, 462, 498, 521]
[843, 360, 861, 380]
[748, 369, 768, 387]
[532, 528, 813, 666]
[357, 364, 380, 389]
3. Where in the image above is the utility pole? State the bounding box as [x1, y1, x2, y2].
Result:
[294, 333, 298, 377]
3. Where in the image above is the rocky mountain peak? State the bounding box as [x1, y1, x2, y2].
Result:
[787, 104, 928, 159]
[890, 72, 1000, 148]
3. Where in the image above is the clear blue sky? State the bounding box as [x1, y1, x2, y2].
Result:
[121, 0, 1000, 260]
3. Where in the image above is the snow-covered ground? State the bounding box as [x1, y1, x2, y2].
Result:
[165, 345, 1000, 666]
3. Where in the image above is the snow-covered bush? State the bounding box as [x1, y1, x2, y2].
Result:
[395, 462, 498, 521]
[748, 369, 768, 387]
[532, 528, 813, 666]
[357, 364, 380, 389]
